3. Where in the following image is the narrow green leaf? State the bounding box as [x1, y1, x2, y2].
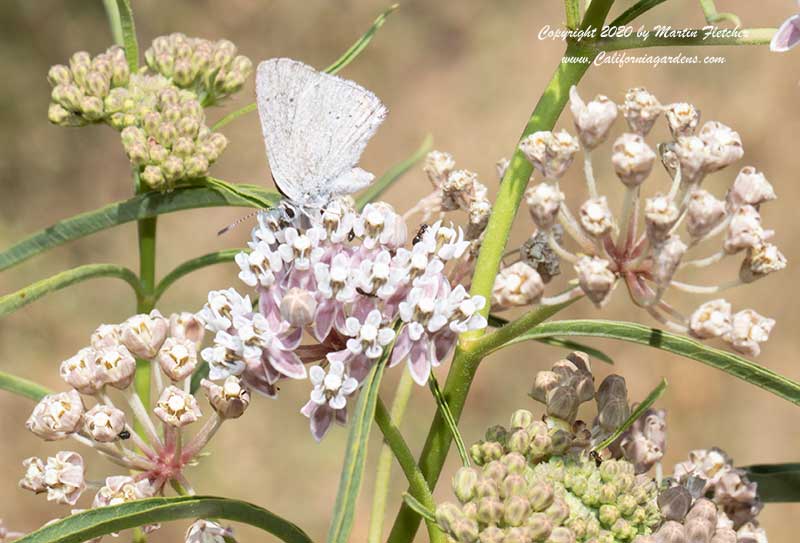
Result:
[513, 320, 800, 406]
[428, 375, 469, 467]
[327, 354, 389, 543]
[13, 495, 312, 543]
[0, 370, 51, 402]
[212, 5, 398, 131]
[0, 264, 142, 318]
[102, 0, 123, 46]
[487, 314, 613, 364]
[154, 249, 240, 302]
[742, 463, 800, 502]
[324, 4, 399, 75]
[190, 361, 210, 394]
[0, 181, 279, 271]
[593, 378, 668, 452]
[609, 0, 669, 26]
[356, 134, 433, 211]
[401, 493, 437, 524]
[115, 0, 138, 71]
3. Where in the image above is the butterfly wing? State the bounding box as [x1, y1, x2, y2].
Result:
[256, 58, 387, 205]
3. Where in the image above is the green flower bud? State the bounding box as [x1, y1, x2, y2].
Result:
[475, 477, 499, 499]
[212, 39, 237, 67]
[453, 467, 480, 503]
[611, 518, 635, 540]
[528, 482, 554, 512]
[546, 526, 576, 543]
[172, 136, 195, 158]
[191, 48, 211, 74]
[483, 461, 508, 484]
[81, 96, 104, 121]
[127, 142, 148, 165]
[435, 502, 462, 532]
[477, 497, 504, 526]
[221, 70, 246, 94]
[156, 52, 175, 76]
[565, 517, 586, 540]
[527, 420, 549, 438]
[528, 433, 552, 463]
[549, 429, 571, 455]
[461, 501, 478, 521]
[173, 58, 195, 86]
[91, 57, 112, 77]
[471, 443, 485, 465]
[508, 428, 530, 455]
[526, 512, 552, 541]
[599, 483, 617, 504]
[70, 51, 91, 70]
[160, 105, 181, 124]
[48, 64, 72, 87]
[599, 460, 621, 482]
[485, 425, 508, 444]
[452, 518, 479, 543]
[481, 441, 505, 462]
[584, 516, 601, 539]
[111, 60, 130, 87]
[502, 473, 528, 500]
[654, 520, 685, 543]
[180, 98, 204, 121]
[159, 87, 181, 108]
[231, 55, 253, 74]
[598, 504, 620, 527]
[544, 497, 569, 525]
[157, 122, 178, 147]
[48, 103, 75, 126]
[148, 141, 168, 164]
[121, 126, 145, 146]
[142, 111, 161, 137]
[504, 495, 530, 527]
[84, 69, 110, 98]
[501, 452, 527, 475]
[162, 155, 184, 182]
[104, 88, 128, 113]
[141, 165, 165, 190]
[175, 42, 193, 60]
[52, 84, 83, 111]
[478, 526, 504, 543]
[510, 409, 534, 429]
[565, 473, 587, 497]
[616, 494, 637, 516]
[581, 484, 601, 507]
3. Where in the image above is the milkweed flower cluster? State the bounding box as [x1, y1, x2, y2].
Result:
[46, 35, 252, 191]
[200, 196, 488, 440]
[433, 352, 770, 543]
[18, 311, 248, 541]
[499, 86, 784, 356]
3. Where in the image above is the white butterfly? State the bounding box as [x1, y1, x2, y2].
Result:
[256, 58, 388, 210]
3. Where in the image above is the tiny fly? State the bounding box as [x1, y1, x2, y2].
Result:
[412, 223, 429, 245]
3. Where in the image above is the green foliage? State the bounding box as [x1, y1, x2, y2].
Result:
[356, 135, 433, 211]
[743, 464, 800, 502]
[0, 370, 51, 402]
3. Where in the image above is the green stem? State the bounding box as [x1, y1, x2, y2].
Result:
[592, 27, 776, 50]
[368, 371, 415, 543]
[565, 0, 581, 29]
[102, 0, 123, 45]
[153, 249, 240, 303]
[387, 40, 599, 543]
[581, 0, 616, 29]
[699, 0, 741, 27]
[609, 0, 669, 26]
[375, 397, 444, 543]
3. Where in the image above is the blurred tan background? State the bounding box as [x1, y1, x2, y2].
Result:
[1, 0, 799, 541]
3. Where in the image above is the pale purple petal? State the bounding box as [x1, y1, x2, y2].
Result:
[771, 14, 800, 52]
[313, 301, 336, 341]
[266, 349, 307, 379]
[408, 339, 432, 386]
[310, 405, 334, 441]
[389, 329, 412, 368]
[335, 408, 348, 425]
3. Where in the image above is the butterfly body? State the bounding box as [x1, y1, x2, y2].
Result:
[256, 58, 387, 210]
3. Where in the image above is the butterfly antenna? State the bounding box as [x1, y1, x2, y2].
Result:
[217, 209, 262, 236]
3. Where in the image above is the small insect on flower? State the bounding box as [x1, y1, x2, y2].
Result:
[413, 223, 430, 245]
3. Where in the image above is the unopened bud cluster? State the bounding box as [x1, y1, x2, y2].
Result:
[47, 34, 250, 190]
[145, 33, 254, 105]
[510, 85, 783, 357]
[18, 310, 248, 540]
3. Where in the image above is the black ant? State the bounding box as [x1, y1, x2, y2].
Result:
[589, 450, 603, 467]
[118, 429, 131, 440]
[413, 223, 429, 245]
[356, 287, 377, 298]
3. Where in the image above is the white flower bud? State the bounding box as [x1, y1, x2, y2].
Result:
[674, 135, 707, 185]
[740, 242, 787, 283]
[689, 299, 732, 339]
[724, 205, 771, 254]
[95, 345, 137, 389]
[60, 347, 103, 394]
[19, 457, 47, 493]
[93, 475, 154, 507]
[699, 121, 743, 173]
[496, 158, 510, 180]
[569, 86, 618, 149]
[652, 236, 687, 287]
[29, 452, 85, 506]
[280, 287, 318, 327]
[120, 309, 169, 359]
[467, 199, 491, 240]
[169, 312, 205, 344]
[519, 130, 579, 179]
[424, 150, 456, 187]
[441, 169, 479, 211]
[91, 324, 121, 350]
[26, 390, 84, 440]
[686, 189, 726, 239]
[611, 133, 656, 187]
[723, 309, 775, 356]
[83, 404, 126, 442]
[201, 376, 250, 419]
[525, 183, 564, 229]
[726, 166, 776, 210]
[185, 520, 233, 543]
[579, 197, 615, 237]
[157, 337, 198, 381]
[665, 102, 700, 138]
[575, 256, 616, 307]
[492, 262, 544, 308]
[621, 87, 661, 135]
[154, 386, 202, 427]
[645, 195, 680, 243]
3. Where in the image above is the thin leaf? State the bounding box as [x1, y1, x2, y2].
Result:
[324, 4, 399, 75]
[13, 496, 311, 543]
[593, 378, 668, 451]
[0, 182, 279, 271]
[513, 319, 800, 406]
[115, 0, 138, 71]
[428, 375, 469, 467]
[212, 5, 398, 131]
[190, 361, 210, 394]
[487, 313, 613, 364]
[102, 0, 123, 45]
[742, 463, 800, 503]
[0, 370, 51, 402]
[327, 354, 389, 543]
[1, 264, 142, 317]
[609, 0, 669, 26]
[154, 249, 240, 302]
[356, 134, 433, 211]
[401, 493, 437, 524]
